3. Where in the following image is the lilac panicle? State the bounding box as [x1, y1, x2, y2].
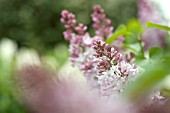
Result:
[60, 10, 76, 29]
[60, 6, 115, 78]
[91, 5, 113, 38]
[60, 10, 76, 41]
[61, 10, 88, 41]
[93, 40, 138, 97]
[61, 9, 98, 78]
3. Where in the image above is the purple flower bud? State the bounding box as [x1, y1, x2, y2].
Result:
[93, 40, 124, 73]
[75, 24, 87, 35]
[60, 10, 76, 29]
[63, 29, 73, 41]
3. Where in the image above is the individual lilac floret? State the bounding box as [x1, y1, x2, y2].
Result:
[63, 29, 73, 41]
[91, 5, 114, 39]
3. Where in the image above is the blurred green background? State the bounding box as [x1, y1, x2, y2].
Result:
[0, 0, 138, 53]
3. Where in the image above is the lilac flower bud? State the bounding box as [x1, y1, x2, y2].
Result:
[75, 24, 87, 35]
[93, 40, 107, 58]
[93, 40, 123, 72]
[93, 5, 104, 14]
[63, 29, 73, 41]
[97, 57, 111, 73]
[60, 10, 76, 29]
[80, 61, 95, 75]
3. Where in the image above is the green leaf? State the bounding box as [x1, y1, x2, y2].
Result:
[135, 55, 150, 67]
[126, 19, 143, 35]
[124, 19, 143, 43]
[146, 22, 170, 31]
[149, 47, 163, 59]
[123, 43, 141, 55]
[124, 60, 170, 100]
[106, 25, 127, 44]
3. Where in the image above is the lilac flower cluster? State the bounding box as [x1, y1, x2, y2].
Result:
[61, 5, 164, 100]
[93, 40, 138, 97]
[60, 10, 76, 41]
[61, 9, 99, 77]
[91, 5, 113, 39]
[60, 5, 119, 78]
[61, 5, 139, 97]
[93, 40, 123, 73]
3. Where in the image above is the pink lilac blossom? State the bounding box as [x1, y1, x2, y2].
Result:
[93, 40, 123, 73]
[60, 6, 116, 79]
[93, 40, 138, 97]
[91, 5, 114, 39]
[110, 36, 135, 63]
[61, 5, 165, 102]
[60, 10, 76, 41]
[61, 10, 99, 78]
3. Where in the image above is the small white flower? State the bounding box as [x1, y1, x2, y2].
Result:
[83, 35, 92, 46]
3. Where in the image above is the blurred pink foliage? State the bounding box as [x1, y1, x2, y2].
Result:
[16, 65, 170, 113]
[138, 0, 167, 50]
[17, 66, 134, 113]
